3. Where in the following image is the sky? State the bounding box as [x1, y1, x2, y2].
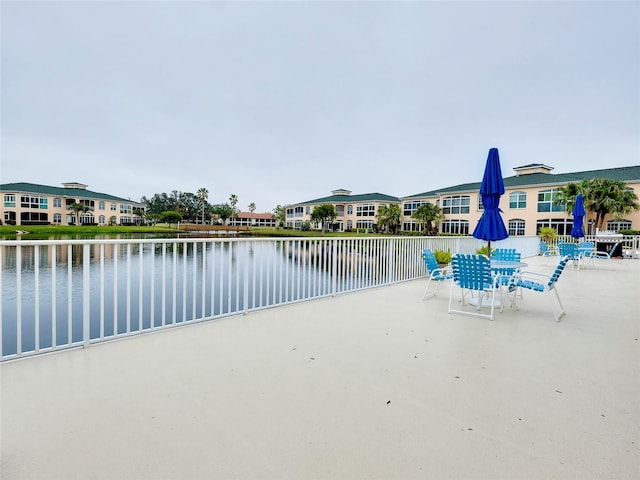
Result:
[1, 1, 639, 212]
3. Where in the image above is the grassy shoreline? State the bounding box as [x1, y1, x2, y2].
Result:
[0, 224, 383, 239]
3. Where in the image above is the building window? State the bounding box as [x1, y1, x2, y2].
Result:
[99, 215, 105, 224]
[536, 218, 573, 236]
[120, 216, 133, 225]
[111, 203, 117, 211]
[403, 201, 428, 216]
[356, 204, 375, 217]
[606, 219, 632, 232]
[99, 201, 105, 210]
[441, 220, 469, 235]
[80, 213, 94, 224]
[53, 213, 62, 224]
[402, 221, 421, 232]
[355, 219, 374, 229]
[509, 191, 526, 209]
[335, 205, 344, 216]
[3, 194, 15, 207]
[477, 196, 484, 211]
[20, 195, 47, 209]
[537, 189, 564, 213]
[346, 220, 352, 231]
[53, 198, 62, 208]
[294, 206, 303, 217]
[20, 211, 48, 222]
[347, 205, 353, 215]
[441, 196, 470, 214]
[508, 218, 525, 236]
[120, 204, 132, 214]
[305, 206, 311, 215]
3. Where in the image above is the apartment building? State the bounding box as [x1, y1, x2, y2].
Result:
[0, 182, 145, 226]
[228, 212, 277, 228]
[285, 189, 400, 231]
[286, 165, 640, 235]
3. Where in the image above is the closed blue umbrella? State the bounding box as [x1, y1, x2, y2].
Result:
[570, 193, 585, 238]
[472, 147, 509, 252]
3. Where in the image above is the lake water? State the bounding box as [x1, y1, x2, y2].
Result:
[1, 238, 379, 357]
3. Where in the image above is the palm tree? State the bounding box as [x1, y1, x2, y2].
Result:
[376, 204, 401, 234]
[248, 203, 256, 213]
[555, 180, 590, 213]
[557, 178, 640, 230]
[132, 207, 146, 226]
[411, 203, 444, 235]
[197, 187, 209, 224]
[229, 194, 239, 220]
[68, 202, 90, 225]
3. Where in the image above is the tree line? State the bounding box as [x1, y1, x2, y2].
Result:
[140, 189, 286, 226]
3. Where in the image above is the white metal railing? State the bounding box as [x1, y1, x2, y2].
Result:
[0, 235, 539, 361]
[547, 234, 640, 253]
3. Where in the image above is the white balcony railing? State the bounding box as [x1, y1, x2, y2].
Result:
[0, 235, 540, 361]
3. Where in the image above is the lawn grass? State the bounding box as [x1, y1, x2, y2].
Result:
[0, 224, 388, 240]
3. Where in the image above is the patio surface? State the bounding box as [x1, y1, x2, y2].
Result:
[1, 255, 639, 480]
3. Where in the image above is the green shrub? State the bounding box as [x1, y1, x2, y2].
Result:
[539, 227, 557, 243]
[476, 245, 492, 256]
[434, 249, 451, 265]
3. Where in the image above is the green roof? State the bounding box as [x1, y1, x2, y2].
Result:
[0, 182, 141, 204]
[403, 165, 640, 199]
[293, 192, 400, 206]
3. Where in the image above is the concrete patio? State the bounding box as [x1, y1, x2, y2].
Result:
[1, 255, 638, 480]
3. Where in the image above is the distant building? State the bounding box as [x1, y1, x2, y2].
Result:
[285, 189, 400, 231]
[402, 164, 640, 236]
[286, 165, 640, 235]
[228, 212, 277, 228]
[0, 182, 145, 226]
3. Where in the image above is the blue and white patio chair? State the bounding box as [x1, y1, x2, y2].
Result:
[421, 249, 453, 300]
[448, 254, 504, 320]
[587, 242, 620, 267]
[490, 248, 522, 286]
[507, 255, 570, 322]
[539, 241, 558, 257]
[558, 242, 582, 269]
[577, 241, 595, 259]
[491, 248, 520, 261]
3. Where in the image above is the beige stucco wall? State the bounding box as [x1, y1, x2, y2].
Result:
[402, 181, 640, 236]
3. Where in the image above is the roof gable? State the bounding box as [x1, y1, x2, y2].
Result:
[0, 182, 141, 204]
[403, 165, 640, 199]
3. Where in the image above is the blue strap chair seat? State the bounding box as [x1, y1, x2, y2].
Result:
[421, 249, 453, 300]
[507, 255, 570, 322]
[490, 248, 522, 286]
[448, 254, 503, 320]
[557, 242, 582, 270]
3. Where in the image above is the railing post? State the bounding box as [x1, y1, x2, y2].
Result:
[331, 239, 337, 296]
[388, 238, 395, 284]
[243, 241, 250, 314]
[83, 243, 90, 347]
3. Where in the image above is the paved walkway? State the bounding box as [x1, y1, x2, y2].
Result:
[1, 256, 639, 479]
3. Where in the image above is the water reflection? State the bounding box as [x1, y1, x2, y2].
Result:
[1, 239, 357, 357]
